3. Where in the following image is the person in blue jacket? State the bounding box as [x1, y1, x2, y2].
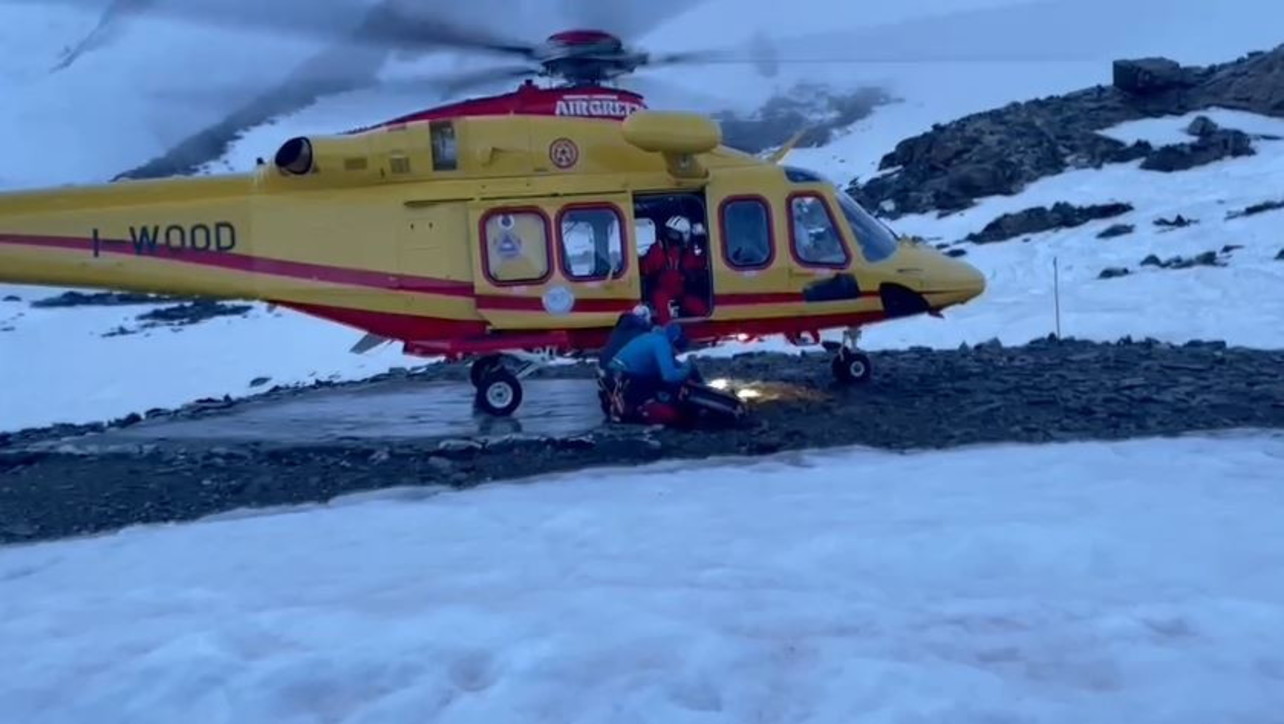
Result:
[597, 304, 654, 369]
[607, 322, 699, 422]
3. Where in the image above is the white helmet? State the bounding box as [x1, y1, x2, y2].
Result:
[664, 215, 692, 241]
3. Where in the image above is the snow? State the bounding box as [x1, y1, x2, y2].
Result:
[3, 0, 1284, 429]
[0, 298, 420, 428]
[4, 432, 1284, 722]
[1097, 108, 1284, 146]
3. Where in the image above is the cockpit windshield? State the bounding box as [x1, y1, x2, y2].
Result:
[783, 165, 901, 263]
[833, 191, 899, 263]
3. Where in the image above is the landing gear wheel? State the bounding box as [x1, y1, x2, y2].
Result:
[832, 350, 872, 384]
[469, 354, 504, 388]
[474, 368, 523, 416]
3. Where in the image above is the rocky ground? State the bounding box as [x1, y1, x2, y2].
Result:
[4, 337, 1283, 546]
[847, 45, 1284, 220]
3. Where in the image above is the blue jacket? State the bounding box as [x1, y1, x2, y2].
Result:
[609, 327, 692, 384]
[597, 310, 651, 368]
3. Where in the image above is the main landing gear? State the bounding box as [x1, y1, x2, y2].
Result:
[468, 351, 553, 416]
[823, 328, 873, 385]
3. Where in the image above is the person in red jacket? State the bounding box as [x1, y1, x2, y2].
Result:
[641, 215, 709, 324]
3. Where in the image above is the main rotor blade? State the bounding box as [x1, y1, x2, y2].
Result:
[366, 65, 540, 97]
[7, 0, 540, 67]
[145, 63, 539, 109]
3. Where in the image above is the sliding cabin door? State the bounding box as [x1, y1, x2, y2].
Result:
[702, 182, 789, 321]
[467, 196, 640, 330]
[396, 201, 475, 323]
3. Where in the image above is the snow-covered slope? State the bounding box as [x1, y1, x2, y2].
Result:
[790, 109, 1284, 352]
[5, 432, 1284, 721]
[0, 0, 340, 188]
[3, 0, 1284, 431]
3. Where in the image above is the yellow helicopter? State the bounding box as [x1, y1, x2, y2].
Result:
[0, 6, 986, 417]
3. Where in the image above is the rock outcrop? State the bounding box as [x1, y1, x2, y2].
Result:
[1140, 115, 1256, 172]
[848, 44, 1284, 219]
[964, 202, 1133, 244]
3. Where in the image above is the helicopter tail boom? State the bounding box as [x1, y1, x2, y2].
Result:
[0, 175, 267, 300]
[0, 170, 482, 332]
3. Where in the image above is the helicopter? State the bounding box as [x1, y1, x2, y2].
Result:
[0, 1, 988, 417]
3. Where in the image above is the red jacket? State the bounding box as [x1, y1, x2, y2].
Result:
[642, 241, 706, 293]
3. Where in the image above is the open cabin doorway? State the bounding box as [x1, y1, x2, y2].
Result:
[631, 191, 713, 324]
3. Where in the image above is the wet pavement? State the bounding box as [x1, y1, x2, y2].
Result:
[26, 377, 605, 452]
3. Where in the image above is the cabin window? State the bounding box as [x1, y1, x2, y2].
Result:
[720, 197, 773, 269]
[430, 121, 457, 171]
[559, 206, 626, 281]
[481, 209, 551, 285]
[789, 194, 850, 268]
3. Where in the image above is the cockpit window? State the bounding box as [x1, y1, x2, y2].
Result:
[783, 166, 826, 183]
[785, 164, 901, 263]
[789, 194, 850, 267]
[834, 191, 899, 262]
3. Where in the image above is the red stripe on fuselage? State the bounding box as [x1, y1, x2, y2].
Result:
[1, 232, 887, 313]
[0, 232, 474, 297]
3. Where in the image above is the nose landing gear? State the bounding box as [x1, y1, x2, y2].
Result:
[824, 328, 872, 385]
[469, 350, 552, 416]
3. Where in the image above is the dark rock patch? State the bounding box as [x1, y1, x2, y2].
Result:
[848, 44, 1284, 219]
[1098, 267, 1131, 279]
[1138, 249, 1229, 271]
[965, 202, 1133, 244]
[2, 295, 20, 303]
[4, 337, 1283, 546]
[1185, 114, 1220, 137]
[1155, 214, 1198, 229]
[30, 291, 202, 308]
[1139, 128, 1255, 172]
[1113, 57, 1197, 95]
[92, 300, 256, 337]
[1226, 199, 1284, 219]
[1097, 223, 1135, 239]
[136, 300, 254, 327]
[85, 300, 257, 338]
[1275, 249, 1284, 260]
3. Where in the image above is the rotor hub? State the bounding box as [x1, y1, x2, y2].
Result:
[546, 29, 622, 48]
[537, 28, 639, 85]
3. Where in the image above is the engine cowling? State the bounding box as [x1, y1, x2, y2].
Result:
[272, 135, 389, 184]
[621, 111, 721, 179]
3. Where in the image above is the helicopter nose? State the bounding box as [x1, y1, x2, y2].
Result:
[951, 257, 987, 300]
[928, 255, 987, 309]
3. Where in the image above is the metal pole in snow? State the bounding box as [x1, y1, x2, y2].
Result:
[1053, 256, 1062, 339]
